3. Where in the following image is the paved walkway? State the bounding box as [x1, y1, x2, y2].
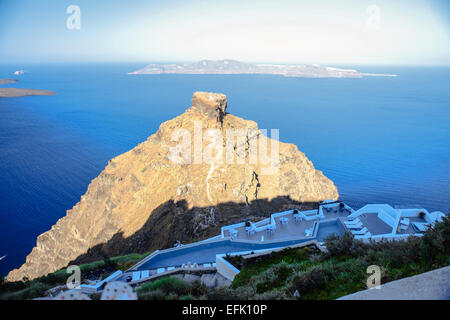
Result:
[338, 266, 450, 300]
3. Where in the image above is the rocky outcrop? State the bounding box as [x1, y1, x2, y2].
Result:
[191, 91, 227, 122]
[7, 92, 338, 282]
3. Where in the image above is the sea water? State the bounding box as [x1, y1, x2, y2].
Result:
[0, 63, 448, 275]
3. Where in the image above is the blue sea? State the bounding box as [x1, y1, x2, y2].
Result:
[0, 63, 449, 276]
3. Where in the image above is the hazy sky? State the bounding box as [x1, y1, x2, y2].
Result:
[0, 0, 449, 65]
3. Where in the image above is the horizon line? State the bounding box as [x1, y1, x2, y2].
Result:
[1, 59, 450, 68]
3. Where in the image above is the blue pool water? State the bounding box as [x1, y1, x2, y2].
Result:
[137, 239, 311, 270]
[0, 63, 449, 276]
[315, 220, 346, 241]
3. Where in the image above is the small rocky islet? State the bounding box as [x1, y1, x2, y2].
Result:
[0, 78, 55, 98]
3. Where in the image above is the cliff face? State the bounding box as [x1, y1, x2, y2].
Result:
[7, 92, 338, 282]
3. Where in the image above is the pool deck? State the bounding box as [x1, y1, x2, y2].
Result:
[358, 213, 392, 235]
[228, 213, 316, 241]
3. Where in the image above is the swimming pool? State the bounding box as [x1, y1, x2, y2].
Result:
[315, 220, 345, 241]
[136, 219, 346, 270]
[137, 238, 312, 270]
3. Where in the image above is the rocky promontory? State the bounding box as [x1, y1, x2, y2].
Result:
[7, 92, 338, 282]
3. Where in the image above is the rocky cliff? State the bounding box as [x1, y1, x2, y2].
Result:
[7, 92, 338, 282]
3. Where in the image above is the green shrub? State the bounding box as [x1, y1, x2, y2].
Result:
[202, 287, 242, 300]
[201, 285, 256, 300]
[0, 281, 49, 300]
[166, 293, 179, 300]
[272, 262, 293, 283]
[138, 289, 166, 300]
[352, 237, 423, 269]
[137, 277, 190, 296]
[324, 231, 355, 257]
[190, 280, 209, 297]
[254, 269, 276, 294]
[102, 256, 117, 270]
[38, 270, 68, 286]
[253, 261, 294, 293]
[288, 267, 326, 294]
[421, 215, 450, 265]
[0, 277, 26, 294]
[231, 247, 313, 288]
[254, 289, 285, 300]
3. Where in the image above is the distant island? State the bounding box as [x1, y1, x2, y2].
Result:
[0, 78, 55, 98]
[0, 79, 19, 85]
[129, 59, 397, 78]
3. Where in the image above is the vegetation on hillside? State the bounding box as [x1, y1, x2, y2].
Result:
[137, 276, 209, 300]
